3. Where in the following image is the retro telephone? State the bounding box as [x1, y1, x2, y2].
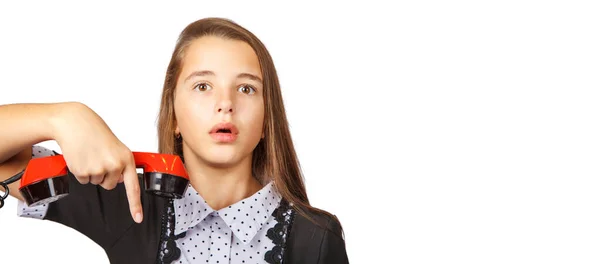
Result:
[0, 152, 189, 208]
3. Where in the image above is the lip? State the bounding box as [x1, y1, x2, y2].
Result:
[209, 122, 239, 143]
[209, 122, 239, 134]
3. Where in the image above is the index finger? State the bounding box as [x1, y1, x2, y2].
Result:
[123, 155, 143, 223]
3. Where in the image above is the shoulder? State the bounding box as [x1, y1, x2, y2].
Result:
[284, 204, 349, 263]
[293, 205, 344, 240]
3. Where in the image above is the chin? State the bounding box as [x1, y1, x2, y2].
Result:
[204, 156, 240, 168]
[183, 139, 255, 168]
[201, 148, 246, 168]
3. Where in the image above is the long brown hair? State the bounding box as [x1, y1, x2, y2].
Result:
[156, 17, 338, 230]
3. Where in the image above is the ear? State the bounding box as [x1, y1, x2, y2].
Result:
[175, 126, 180, 136]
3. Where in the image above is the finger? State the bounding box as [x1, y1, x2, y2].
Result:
[122, 156, 143, 223]
[90, 175, 105, 185]
[100, 169, 121, 190]
[74, 174, 90, 185]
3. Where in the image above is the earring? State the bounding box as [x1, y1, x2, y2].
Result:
[175, 133, 181, 139]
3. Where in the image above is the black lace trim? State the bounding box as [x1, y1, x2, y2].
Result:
[156, 199, 186, 264]
[264, 201, 295, 264]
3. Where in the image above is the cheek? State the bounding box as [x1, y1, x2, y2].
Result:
[174, 95, 212, 133]
[243, 104, 265, 138]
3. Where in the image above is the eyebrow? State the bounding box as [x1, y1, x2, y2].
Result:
[184, 70, 263, 83]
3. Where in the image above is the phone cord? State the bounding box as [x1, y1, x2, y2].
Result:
[0, 170, 24, 209]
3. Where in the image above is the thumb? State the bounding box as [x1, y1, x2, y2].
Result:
[123, 156, 143, 223]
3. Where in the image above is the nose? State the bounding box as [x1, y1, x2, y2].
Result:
[217, 104, 233, 113]
[215, 90, 234, 114]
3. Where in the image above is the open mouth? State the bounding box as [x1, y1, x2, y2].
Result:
[216, 128, 232, 133]
[209, 122, 239, 135]
[209, 123, 239, 143]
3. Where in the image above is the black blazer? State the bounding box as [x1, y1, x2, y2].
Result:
[43, 173, 349, 264]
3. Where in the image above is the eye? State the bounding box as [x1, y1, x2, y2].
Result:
[238, 84, 256, 95]
[193, 83, 212, 91]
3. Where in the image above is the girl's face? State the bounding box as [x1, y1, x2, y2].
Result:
[174, 36, 264, 168]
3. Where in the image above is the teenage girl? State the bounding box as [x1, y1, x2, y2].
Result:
[0, 17, 348, 264]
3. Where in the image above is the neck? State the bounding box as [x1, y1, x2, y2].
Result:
[183, 152, 262, 211]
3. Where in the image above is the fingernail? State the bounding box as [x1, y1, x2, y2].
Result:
[135, 212, 142, 223]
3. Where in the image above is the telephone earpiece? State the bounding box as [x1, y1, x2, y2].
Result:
[17, 152, 189, 207]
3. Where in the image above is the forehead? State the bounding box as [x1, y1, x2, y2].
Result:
[179, 36, 262, 78]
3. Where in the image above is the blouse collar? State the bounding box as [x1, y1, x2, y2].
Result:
[173, 181, 282, 244]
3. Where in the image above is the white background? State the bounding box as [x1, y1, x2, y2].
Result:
[1, 1, 600, 263]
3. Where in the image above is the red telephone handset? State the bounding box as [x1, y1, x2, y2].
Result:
[18, 152, 190, 207]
